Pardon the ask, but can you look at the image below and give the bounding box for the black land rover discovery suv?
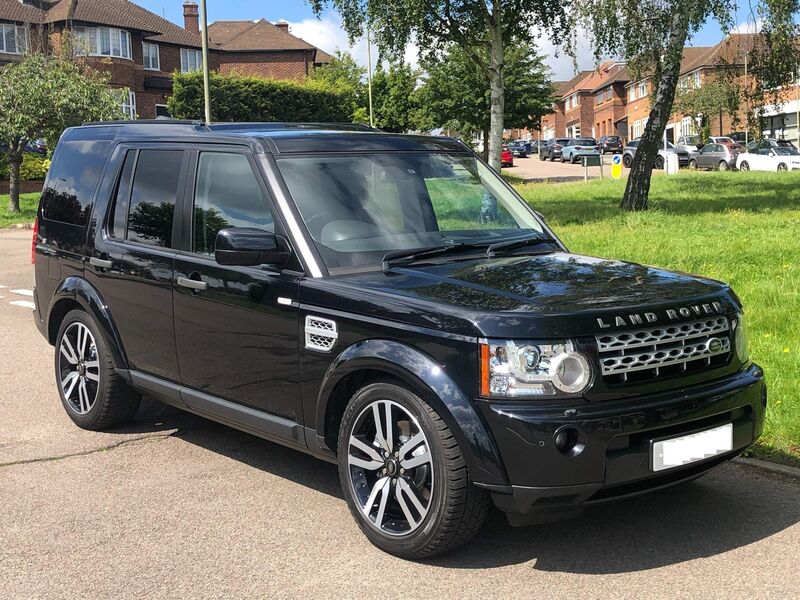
[33,121,766,559]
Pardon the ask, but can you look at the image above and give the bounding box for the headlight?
[479,340,593,398]
[733,313,749,363]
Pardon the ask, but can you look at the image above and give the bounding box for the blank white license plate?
[651,423,733,472]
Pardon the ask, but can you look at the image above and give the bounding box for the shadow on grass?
[519,173,800,227]
[121,401,799,573]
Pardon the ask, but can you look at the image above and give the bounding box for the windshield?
[276,152,548,272]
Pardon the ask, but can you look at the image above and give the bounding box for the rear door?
[172,148,302,421]
[88,146,188,382]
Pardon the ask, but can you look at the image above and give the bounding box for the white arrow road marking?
[10,300,35,309]
[10,289,33,297]
[0,284,7,288]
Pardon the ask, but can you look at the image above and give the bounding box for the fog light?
[555,430,570,451]
[553,426,584,457]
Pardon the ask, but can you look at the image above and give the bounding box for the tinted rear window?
[126,150,184,248]
[42,139,110,225]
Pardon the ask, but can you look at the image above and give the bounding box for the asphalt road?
[1,228,799,599]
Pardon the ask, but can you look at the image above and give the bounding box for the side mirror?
[769,151,775,157]
[214,227,290,268]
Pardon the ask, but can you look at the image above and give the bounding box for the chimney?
[275,21,289,33]
[183,1,199,34]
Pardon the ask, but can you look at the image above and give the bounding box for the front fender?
[49,276,128,369]
[316,339,508,487]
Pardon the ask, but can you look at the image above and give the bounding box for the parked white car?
[737,147,800,172]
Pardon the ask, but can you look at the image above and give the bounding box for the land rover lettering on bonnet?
[33,121,765,559]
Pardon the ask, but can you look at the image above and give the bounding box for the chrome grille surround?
[596,316,731,380]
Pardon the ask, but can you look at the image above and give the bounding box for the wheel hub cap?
[58,322,100,415]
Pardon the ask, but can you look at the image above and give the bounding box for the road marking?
[0,284,6,288]
[10,300,35,309]
[10,289,33,297]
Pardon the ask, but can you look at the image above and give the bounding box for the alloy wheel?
[58,322,100,415]
[347,399,434,536]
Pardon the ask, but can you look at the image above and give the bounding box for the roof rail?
[207,122,378,132]
[81,119,205,127]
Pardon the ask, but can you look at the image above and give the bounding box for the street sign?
[611,154,622,179]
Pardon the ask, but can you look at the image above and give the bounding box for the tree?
[371,62,420,132]
[306,0,566,171]
[674,77,741,140]
[572,0,800,211]
[416,43,556,158]
[309,50,370,122]
[0,52,125,212]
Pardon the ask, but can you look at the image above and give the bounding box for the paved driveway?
[1,228,798,599]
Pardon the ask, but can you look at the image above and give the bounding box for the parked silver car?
[688,143,739,171]
[622,139,689,168]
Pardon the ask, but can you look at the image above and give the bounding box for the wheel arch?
[48,276,128,369]
[315,339,509,487]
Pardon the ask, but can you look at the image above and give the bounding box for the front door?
[89,146,188,382]
[172,149,301,421]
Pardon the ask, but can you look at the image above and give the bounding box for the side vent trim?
[305,315,338,352]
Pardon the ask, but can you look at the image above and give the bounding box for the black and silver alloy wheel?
[338,383,489,558]
[58,322,100,415]
[347,399,433,536]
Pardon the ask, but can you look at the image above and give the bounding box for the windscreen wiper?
[486,234,558,257]
[382,242,485,272]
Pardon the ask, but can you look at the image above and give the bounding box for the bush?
[168,71,352,123]
[0,153,8,179]
[20,153,50,180]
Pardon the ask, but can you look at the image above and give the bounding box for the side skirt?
[120,369,336,463]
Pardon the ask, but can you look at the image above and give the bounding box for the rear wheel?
[778,163,788,171]
[688,159,698,170]
[623,153,632,168]
[55,310,141,430]
[655,156,665,169]
[739,161,749,171]
[338,383,488,559]
[718,160,729,171]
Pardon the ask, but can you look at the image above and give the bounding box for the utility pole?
[200,0,212,125]
[366,25,374,128]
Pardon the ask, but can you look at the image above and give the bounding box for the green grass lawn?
[513,171,800,465]
[0,193,39,228]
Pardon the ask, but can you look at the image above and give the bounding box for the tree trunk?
[621,10,690,211]
[7,147,23,213]
[482,126,490,162]
[487,19,504,172]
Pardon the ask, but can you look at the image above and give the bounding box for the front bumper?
[477,365,766,525]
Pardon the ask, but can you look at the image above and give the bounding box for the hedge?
[0,152,50,180]
[168,71,353,123]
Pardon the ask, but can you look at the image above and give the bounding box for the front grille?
[596,317,731,383]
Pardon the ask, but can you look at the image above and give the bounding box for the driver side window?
[192,152,274,256]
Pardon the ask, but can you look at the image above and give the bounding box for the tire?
[688,159,697,170]
[718,160,728,171]
[655,156,665,169]
[739,161,749,171]
[55,310,141,430]
[623,153,632,168]
[778,163,788,171]
[560,154,566,163]
[337,382,489,559]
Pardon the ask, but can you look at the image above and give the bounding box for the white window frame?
[73,26,132,60]
[155,104,170,118]
[628,86,636,101]
[142,42,160,71]
[180,48,202,73]
[637,81,647,99]
[0,23,28,55]
[121,91,136,119]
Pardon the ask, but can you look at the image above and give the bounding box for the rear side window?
[125,150,184,248]
[42,139,110,225]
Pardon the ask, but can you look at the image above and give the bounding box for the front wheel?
[688,159,698,170]
[623,154,632,168]
[778,163,788,171]
[718,160,729,171]
[739,161,750,171]
[55,310,141,430]
[338,383,488,559]
[655,156,665,169]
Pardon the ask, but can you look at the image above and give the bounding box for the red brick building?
[0,0,332,119]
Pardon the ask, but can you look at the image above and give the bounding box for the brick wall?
[564,93,594,137]
[217,50,311,81]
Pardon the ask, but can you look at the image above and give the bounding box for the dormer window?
[0,23,28,54]
[73,26,132,60]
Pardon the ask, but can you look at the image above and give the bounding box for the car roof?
[68,120,469,154]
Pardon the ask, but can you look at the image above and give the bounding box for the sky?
[136,1,761,81]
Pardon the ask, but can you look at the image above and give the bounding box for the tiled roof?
[0,0,46,24]
[208,19,314,52]
[557,71,592,97]
[562,62,627,98]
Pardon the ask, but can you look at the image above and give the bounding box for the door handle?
[177,276,208,291]
[89,257,113,269]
